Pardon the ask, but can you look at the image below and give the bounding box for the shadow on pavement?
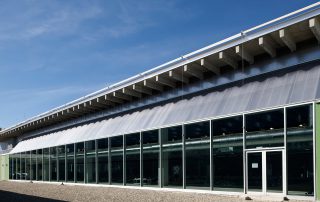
[0,190,67,202]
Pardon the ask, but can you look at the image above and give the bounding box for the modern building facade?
[1,3,320,201]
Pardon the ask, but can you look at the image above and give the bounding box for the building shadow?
[0,190,66,202]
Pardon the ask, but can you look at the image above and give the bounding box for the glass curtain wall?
[212,116,243,192]
[246,109,284,149]
[43,148,50,181]
[25,151,31,180]
[185,121,210,190]
[58,146,65,182]
[37,149,43,181]
[76,142,85,183]
[287,104,314,196]
[97,138,108,184]
[7,103,316,197]
[125,133,140,186]
[161,126,183,188]
[16,154,20,180]
[111,136,123,184]
[18,152,26,180]
[9,155,13,180]
[66,144,74,182]
[85,140,96,183]
[142,130,159,187]
[50,147,57,181]
[31,150,37,181]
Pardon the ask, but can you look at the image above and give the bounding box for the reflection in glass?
[26,151,31,180]
[143,130,159,187]
[161,126,182,188]
[246,109,284,149]
[58,146,65,182]
[50,148,57,181]
[16,154,21,180]
[185,121,210,190]
[66,144,74,182]
[125,133,140,186]
[212,116,243,192]
[97,138,108,184]
[9,155,13,180]
[31,150,37,181]
[21,153,26,180]
[266,151,282,193]
[43,148,50,181]
[287,105,314,196]
[76,142,85,183]
[85,140,96,183]
[37,149,43,181]
[111,136,123,184]
[247,152,262,192]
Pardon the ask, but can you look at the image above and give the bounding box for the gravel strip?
[0,181,311,202]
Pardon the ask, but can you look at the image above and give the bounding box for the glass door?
[266,151,282,193]
[247,152,263,192]
[247,150,284,195]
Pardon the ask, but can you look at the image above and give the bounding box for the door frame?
[245,148,285,196]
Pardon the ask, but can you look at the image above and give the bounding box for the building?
[1,2,320,201]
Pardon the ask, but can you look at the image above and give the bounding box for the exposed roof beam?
[235,46,254,64]
[200,58,220,75]
[219,52,237,69]
[132,84,152,95]
[143,79,163,91]
[279,29,296,52]
[105,94,124,104]
[259,37,276,57]
[155,75,176,88]
[183,65,203,79]
[122,87,142,98]
[309,18,320,43]
[168,70,189,83]
[113,91,132,101]
[96,97,115,107]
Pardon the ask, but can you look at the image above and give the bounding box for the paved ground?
[0,181,311,202]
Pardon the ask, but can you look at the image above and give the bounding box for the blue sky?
[0,0,318,128]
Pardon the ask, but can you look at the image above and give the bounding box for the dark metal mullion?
[123,135,126,186]
[95,139,98,184]
[182,124,186,189]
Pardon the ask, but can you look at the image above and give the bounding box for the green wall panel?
[0,154,9,181]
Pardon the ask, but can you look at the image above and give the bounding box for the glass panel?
[185,121,210,190]
[125,133,140,186]
[58,146,65,182]
[20,153,26,180]
[26,151,31,180]
[76,142,84,183]
[266,151,282,193]
[161,126,182,188]
[247,152,262,192]
[16,154,20,180]
[50,147,57,181]
[111,136,123,184]
[43,148,50,181]
[9,155,14,180]
[85,140,96,183]
[143,130,159,187]
[246,109,284,149]
[287,105,314,196]
[37,149,43,181]
[212,116,243,192]
[97,138,108,184]
[31,150,37,181]
[66,144,74,182]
